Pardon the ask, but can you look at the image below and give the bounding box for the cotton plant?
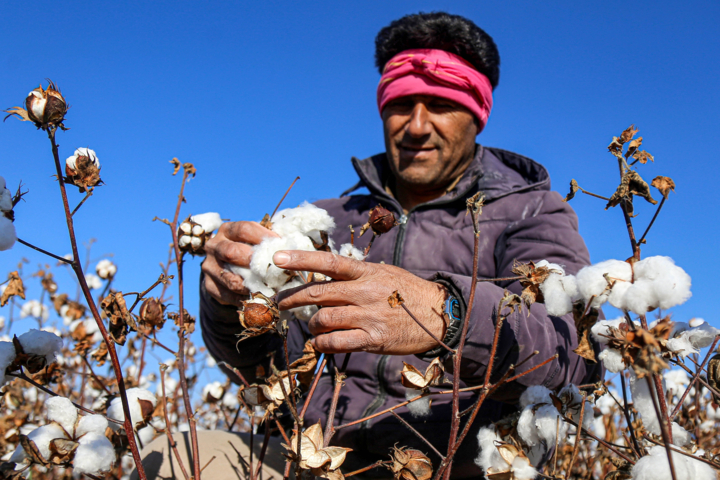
[8,396,115,476]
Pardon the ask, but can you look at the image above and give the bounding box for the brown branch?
[344,461,389,478]
[670,335,720,420]
[10,372,122,425]
[565,393,587,480]
[299,356,327,419]
[323,366,346,447]
[46,128,146,479]
[270,176,300,219]
[645,376,678,480]
[643,434,720,471]
[390,410,445,459]
[16,237,73,265]
[126,274,172,313]
[637,195,667,245]
[160,367,191,480]
[561,414,635,464]
[70,187,94,217]
[399,302,454,354]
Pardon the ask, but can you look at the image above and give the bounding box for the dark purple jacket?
[200,146,600,477]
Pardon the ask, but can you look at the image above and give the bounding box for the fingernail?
[273,251,291,266]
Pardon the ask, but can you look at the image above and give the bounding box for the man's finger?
[209,239,253,268]
[273,250,368,281]
[221,221,278,244]
[276,280,357,310]
[202,256,248,294]
[307,306,365,336]
[203,274,247,306]
[311,329,369,354]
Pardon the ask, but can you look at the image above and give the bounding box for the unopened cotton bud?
[25,83,67,127]
[241,301,276,329]
[368,205,396,235]
[139,298,165,328]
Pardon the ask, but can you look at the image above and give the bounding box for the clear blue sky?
[1,0,719,357]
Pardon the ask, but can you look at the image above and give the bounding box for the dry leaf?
[563,179,580,202]
[388,291,405,308]
[100,292,137,345]
[651,176,675,199]
[48,438,78,465]
[619,125,639,144]
[511,261,558,307]
[283,421,352,476]
[170,158,181,175]
[0,271,25,307]
[389,446,433,480]
[169,308,195,334]
[289,340,320,387]
[632,150,654,164]
[625,137,642,159]
[605,170,658,211]
[572,303,599,363]
[707,353,720,403]
[400,357,445,390]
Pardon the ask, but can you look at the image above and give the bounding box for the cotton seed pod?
[241,301,276,329]
[390,446,433,480]
[65,148,101,192]
[707,353,720,403]
[138,298,165,328]
[368,205,397,235]
[177,217,210,255]
[25,82,68,127]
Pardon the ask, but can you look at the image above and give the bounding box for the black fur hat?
[375,12,500,90]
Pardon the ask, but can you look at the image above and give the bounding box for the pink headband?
[377,49,493,131]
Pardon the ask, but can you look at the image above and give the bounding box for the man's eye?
[430,100,454,109]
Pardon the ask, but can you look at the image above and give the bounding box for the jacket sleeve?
[433,191,601,402]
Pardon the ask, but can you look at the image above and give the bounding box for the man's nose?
[406,102,432,137]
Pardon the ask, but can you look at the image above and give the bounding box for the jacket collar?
[343,145,551,210]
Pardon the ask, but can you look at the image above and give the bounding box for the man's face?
[382,95,478,195]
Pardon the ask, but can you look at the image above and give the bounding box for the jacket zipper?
[358,213,409,442]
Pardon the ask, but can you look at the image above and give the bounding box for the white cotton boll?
[9,423,67,463]
[18,329,62,364]
[192,224,204,236]
[632,445,715,480]
[405,388,430,418]
[520,385,552,409]
[534,404,567,446]
[75,414,108,438]
[190,236,202,248]
[599,348,626,373]
[339,243,366,261]
[107,388,157,430]
[20,300,50,321]
[74,148,100,167]
[202,381,224,402]
[95,259,117,279]
[191,212,223,233]
[228,266,274,296]
[511,456,538,480]
[0,177,12,212]
[630,374,661,436]
[65,154,77,170]
[45,397,77,433]
[685,323,720,349]
[250,234,314,290]
[85,273,102,290]
[137,425,155,446]
[535,260,565,274]
[0,341,16,386]
[591,317,629,345]
[206,355,217,368]
[689,318,705,328]
[475,426,509,473]
[0,217,15,252]
[539,273,573,316]
[634,256,692,310]
[222,391,239,410]
[671,422,691,447]
[72,432,115,475]
[622,279,659,315]
[663,369,689,393]
[271,202,336,242]
[517,407,541,447]
[707,403,720,421]
[576,260,632,308]
[596,393,618,416]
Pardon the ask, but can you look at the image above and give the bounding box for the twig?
[565,392,586,480]
[344,461,388,478]
[126,274,172,313]
[399,303,454,354]
[80,355,112,395]
[70,187,94,217]
[637,196,667,245]
[270,176,300,220]
[645,376,678,480]
[579,188,611,201]
[643,434,720,471]
[218,361,250,387]
[561,415,635,464]
[17,238,73,265]
[253,420,272,480]
[200,456,217,473]
[160,366,191,480]
[138,332,176,355]
[323,366,346,447]
[47,128,146,479]
[390,410,445,459]
[670,335,720,420]
[10,372,122,425]
[299,356,328,419]
[620,372,643,456]
[476,275,524,283]
[167,166,202,480]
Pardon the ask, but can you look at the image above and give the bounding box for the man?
[136,11,598,479]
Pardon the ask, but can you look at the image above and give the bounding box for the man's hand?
[202,221,279,306]
[274,250,448,355]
